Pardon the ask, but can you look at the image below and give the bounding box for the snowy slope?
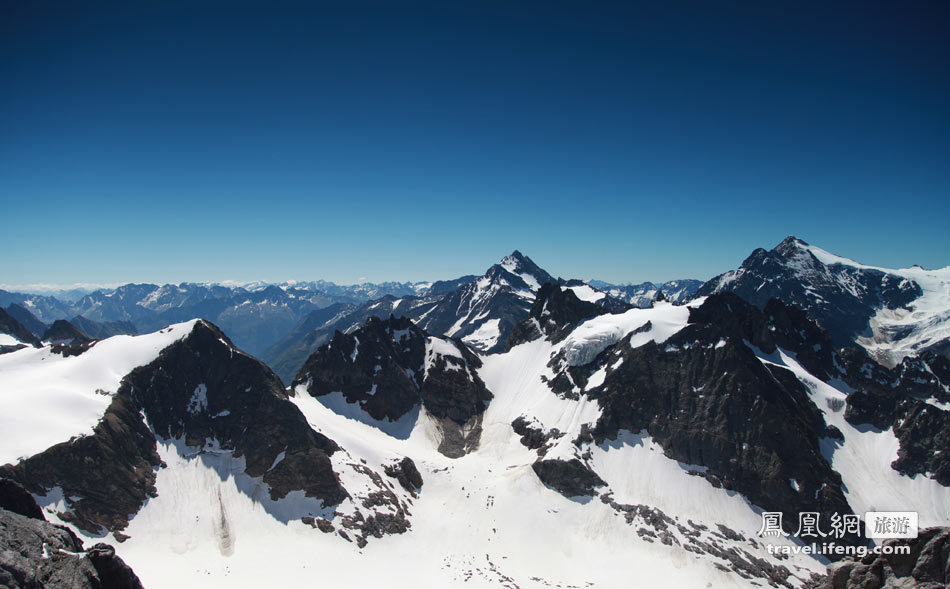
[0,320,198,464]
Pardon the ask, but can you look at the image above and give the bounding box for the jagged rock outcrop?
[383,457,423,495]
[532,458,606,498]
[511,416,563,456]
[295,315,493,457]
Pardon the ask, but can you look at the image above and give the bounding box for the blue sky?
[2,1,948,286]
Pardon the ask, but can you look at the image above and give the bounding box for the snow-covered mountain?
[697,236,950,367]
[588,278,703,308]
[2,277,946,587]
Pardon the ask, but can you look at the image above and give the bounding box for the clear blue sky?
[2,0,948,286]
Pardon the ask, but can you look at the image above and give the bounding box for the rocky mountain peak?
[697,237,924,354]
[774,234,809,253]
[495,250,555,291]
[295,315,492,457]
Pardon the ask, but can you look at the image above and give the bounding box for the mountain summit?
[697,235,948,366]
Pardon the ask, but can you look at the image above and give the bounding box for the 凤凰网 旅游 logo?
[756,511,917,558]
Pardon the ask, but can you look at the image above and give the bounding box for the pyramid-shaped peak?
[775,235,810,251]
[501,250,528,263]
[496,251,555,290]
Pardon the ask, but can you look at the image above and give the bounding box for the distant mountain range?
[0,280,431,357]
[262,251,638,383]
[588,278,703,307]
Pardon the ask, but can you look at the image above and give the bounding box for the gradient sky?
[2,0,948,287]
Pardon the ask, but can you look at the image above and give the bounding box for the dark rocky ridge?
[697,236,922,350]
[1,319,348,535]
[580,294,857,540]
[295,315,493,457]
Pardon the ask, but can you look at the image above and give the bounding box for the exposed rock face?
[507,283,607,349]
[583,294,855,538]
[1,320,347,535]
[383,457,423,495]
[0,506,143,589]
[295,315,493,457]
[696,235,923,353]
[811,527,950,589]
[531,458,606,498]
[511,417,563,456]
